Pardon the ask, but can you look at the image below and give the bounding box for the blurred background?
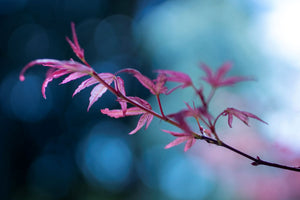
[1,0,300,199]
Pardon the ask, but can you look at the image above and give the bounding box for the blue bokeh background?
[2,0,300,200]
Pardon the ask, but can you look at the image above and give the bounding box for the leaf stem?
[213,112,224,128]
[156,94,166,119]
[206,87,216,105]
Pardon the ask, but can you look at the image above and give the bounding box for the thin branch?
[206,87,216,105]
[156,94,166,119]
[196,135,300,172]
[213,112,224,128]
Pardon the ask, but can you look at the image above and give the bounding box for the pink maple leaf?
[163,130,196,152]
[118,68,168,95]
[222,107,267,128]
[127,96,152,109]
[87,76,114,111]
[66,22,86,63]
[101,107,145,118]
[60,71,88,84]
[114,76,127,115]
[128,113,153,135]
[71,73,115,110]
[168,110,193,134]
[200,62,252,88]
[156,70,193,94]
[101,97,153,135]
[153,73,168,94]
[184,102,212,120]
[19,59,93,99]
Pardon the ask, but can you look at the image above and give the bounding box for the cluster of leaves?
[21,23,300,172]
[20,23,267,153]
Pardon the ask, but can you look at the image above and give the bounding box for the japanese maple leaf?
[114,76,127,114]
[168,110,193,134]
[117,68,168,95]
[66,22,87,64]
[222,107,267,128]
[19,59,93,99]
[156,70,193,94]
[163,130,196,152]
[20,22,119,110]
[164,110,199,151]
[200,62,251,88]
[72,73,115,110]
[184,102,212,121]
[101,97,153,135]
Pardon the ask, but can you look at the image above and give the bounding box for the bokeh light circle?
[77,122,133,191]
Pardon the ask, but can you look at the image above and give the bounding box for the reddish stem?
[156,94,166,119]
[213,112,225,128]
[206,87,216,105]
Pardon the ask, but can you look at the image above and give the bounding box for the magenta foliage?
[163,130,196,152]
[101,96,154,135]
[118,68,168,95]
[19,59,93,99]
[65,22,87,65]
[222,107,268,128]
[156,69,193,94]
[20,23,266,152]
[200,62,253,88]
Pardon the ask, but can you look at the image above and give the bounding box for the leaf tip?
[164,144,172,149]
[128,131,136,135]
[19,75,25,82]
